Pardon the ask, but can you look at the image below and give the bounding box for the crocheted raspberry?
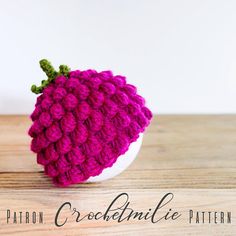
[29,59,152,186]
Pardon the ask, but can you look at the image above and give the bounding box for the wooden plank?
[0,115,235,188]
[0,189,235,235]
[0,167,235,189]
[0,115,235,235]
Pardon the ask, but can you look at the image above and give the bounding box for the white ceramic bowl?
[86,134,143,182]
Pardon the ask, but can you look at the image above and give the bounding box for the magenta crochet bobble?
[29,59,152,186]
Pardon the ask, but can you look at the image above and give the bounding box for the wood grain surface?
[0,115,235,235]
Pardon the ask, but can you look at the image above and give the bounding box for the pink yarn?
[29,69,152,186]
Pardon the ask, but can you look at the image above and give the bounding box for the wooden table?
[0,115,235,235]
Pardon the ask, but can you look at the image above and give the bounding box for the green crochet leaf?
[31,59,71,94]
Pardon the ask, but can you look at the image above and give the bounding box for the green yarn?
[59,64,70,77]
[31,59,71,94]
[39,59,58,79]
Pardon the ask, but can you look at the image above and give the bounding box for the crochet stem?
[40,59,58,80]
[31,59,71,94]
[59,64,70,77]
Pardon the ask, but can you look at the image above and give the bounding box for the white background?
[0,0,236,114]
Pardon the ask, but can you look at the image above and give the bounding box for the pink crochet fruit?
[29,59,152,186]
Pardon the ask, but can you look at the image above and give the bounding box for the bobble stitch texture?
[29,60,152,186]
